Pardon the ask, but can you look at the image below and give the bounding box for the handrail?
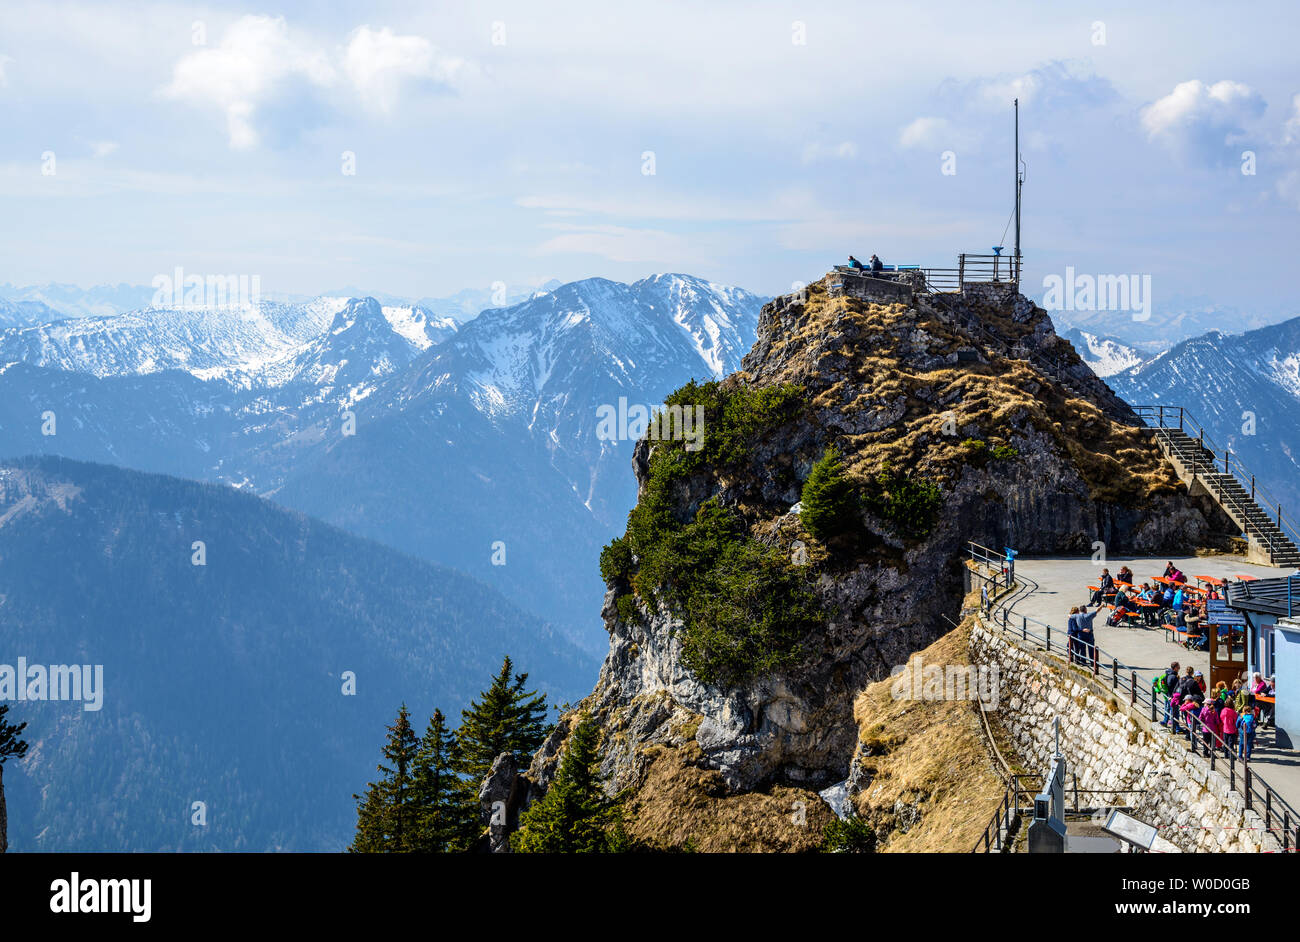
[964,547,1300,850]
[973,771,1146,853]
[1132,404,1300,563]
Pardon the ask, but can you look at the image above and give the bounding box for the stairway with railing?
[1133,405,1300,568]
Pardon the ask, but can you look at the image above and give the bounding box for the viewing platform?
[831,252,1022,306]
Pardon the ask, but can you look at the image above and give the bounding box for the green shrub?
[862,464,943,541]
[823,815,877,853]
[800,446,857,544]
[990,443,1019,461]
[960,437,987,454]
[600,537,633,583]
[597,379,821,685]
[615,593,639,622]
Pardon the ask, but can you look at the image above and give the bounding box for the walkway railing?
[921,253,1022,292]
[965,542,1300,851]
[1132,404,1300,564]
[974,773,1145,853]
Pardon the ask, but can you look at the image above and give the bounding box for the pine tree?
[511,714,627,853]
[456,656,551,784]
[0,704,27,764]
[410,709,477,852]
[349,703,421,853]
[800,445,857,544]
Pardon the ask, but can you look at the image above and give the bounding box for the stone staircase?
[1150,424,1300,568]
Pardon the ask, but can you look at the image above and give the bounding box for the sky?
[2,0,1299,326]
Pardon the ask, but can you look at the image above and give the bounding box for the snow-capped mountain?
[0,273,765,646]
[0,296,456,389]
[1107,316,1300,514]
[0,297,62,329]
[0,281,157,318]
[1061,327,1147,377]
[1051,294,1291,352]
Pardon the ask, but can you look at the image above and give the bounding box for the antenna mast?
[1014,98,1022,283]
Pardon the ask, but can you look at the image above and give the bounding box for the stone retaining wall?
[971,620,1282,852]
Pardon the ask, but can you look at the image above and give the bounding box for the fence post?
[959,253,966,291]
[1111,659,1117,690]
[1245,765,1252,811]
[1022,616,1027,642]
[1130,671,1137,706]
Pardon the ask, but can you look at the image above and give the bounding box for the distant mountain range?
[0,279,561,325]
[1051,295,1294,353]
[1102,316,1300,517]
[0,456,592,852]
[0,274,765,645]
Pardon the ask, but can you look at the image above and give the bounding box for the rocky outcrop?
[478,752,532,853]
[525,274,1239,849]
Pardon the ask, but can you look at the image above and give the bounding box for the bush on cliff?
[862,464,943,541]
[800,446,857,544]
[599,379,822,686]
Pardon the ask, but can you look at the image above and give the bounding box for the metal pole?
[1014,98,1021,280]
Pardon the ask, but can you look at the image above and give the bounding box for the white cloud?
[801,141,857,164]
[1283,93,1300,145]
[0,53,10,87]
[91,140,118,158]
[344,26,463,113]
[945,61,1118,112]
[162,17,463,148]
[1140,79,1266,165]
[163,15,335,150]
[898,117,951,150]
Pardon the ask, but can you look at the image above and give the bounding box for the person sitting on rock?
[869,254,884,275]
[848,255,865,270]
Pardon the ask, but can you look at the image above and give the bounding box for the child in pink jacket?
[1219,701,1239,753]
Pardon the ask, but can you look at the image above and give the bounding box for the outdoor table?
[1235,574,1259,581]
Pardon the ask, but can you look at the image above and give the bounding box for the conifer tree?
[349,703,421,853]
[456,656,551,784]
[799,445,856,544]
[0,704,27,764]
[410,709,477,852]
[511,714,628,853]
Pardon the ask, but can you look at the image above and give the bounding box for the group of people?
[847,254,884,274]
[1066,605,1099,668]
[1089,563,1219,635]
[1155,662,1275,759]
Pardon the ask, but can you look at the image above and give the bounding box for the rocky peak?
[517,272,1237,851]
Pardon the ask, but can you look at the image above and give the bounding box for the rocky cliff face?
[518,274,1237,850]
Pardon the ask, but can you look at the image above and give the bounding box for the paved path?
[1009,554,1300,821]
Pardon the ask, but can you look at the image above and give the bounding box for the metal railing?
[1133,405,1300,564]
[921,253,1022,293]
[965,542,1300,851]
[974,773,1145,853]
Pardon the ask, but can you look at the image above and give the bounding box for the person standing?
[1160,661,1180,727]
[1076,605,1099,670]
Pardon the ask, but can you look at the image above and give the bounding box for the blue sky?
[2,0,1299,324]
